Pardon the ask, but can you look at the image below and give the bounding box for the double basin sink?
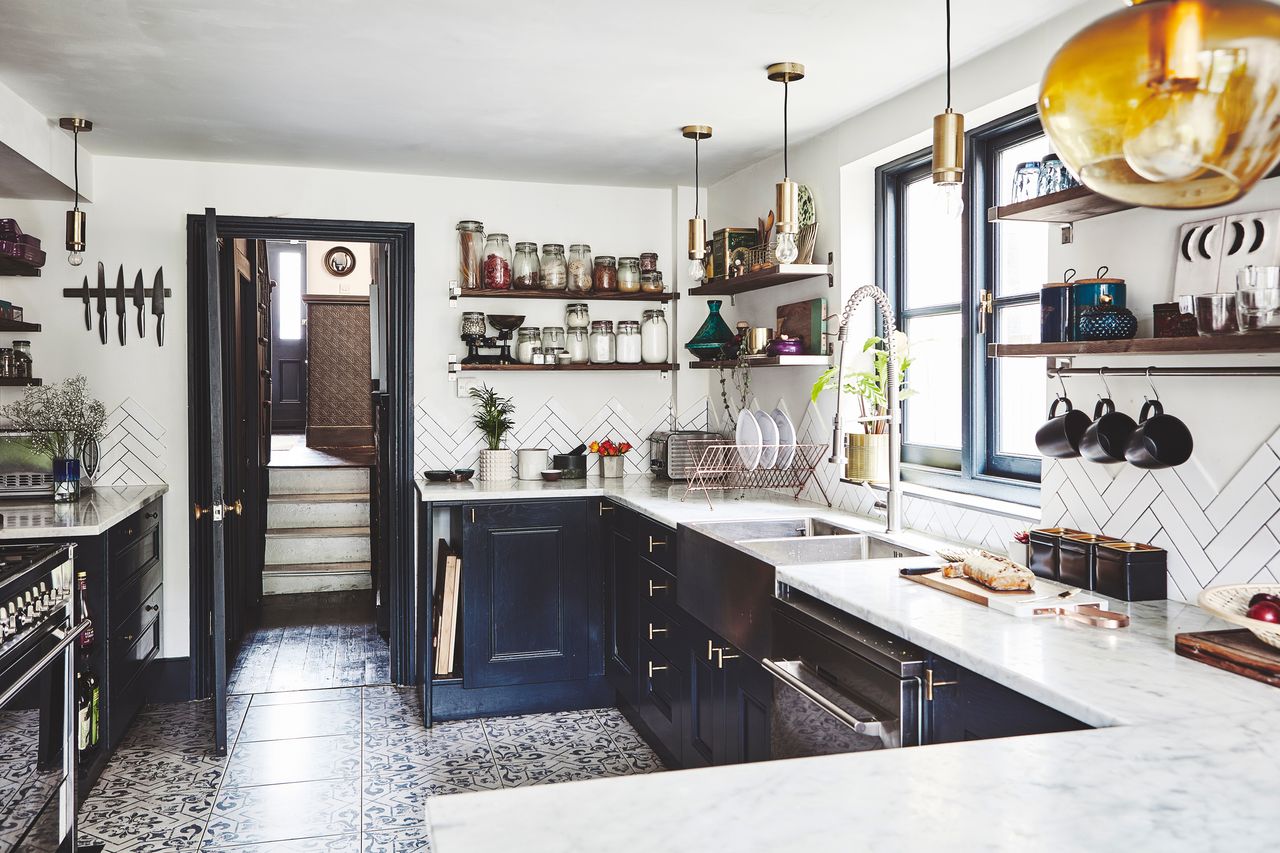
[695,517,927,566]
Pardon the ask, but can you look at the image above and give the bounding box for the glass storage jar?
[530,346,547,365]
[460,311,487,338]
[640,271,666,293]
[565,302,590,330]
[0,348,13,377]
[616,320,642,363]
[567,244,593,292]
[566,327,590,363]
[540,243,567,291]
[617,257,641,293]
[513,241,540,290]
[482,233,513,289]
[640,309,668,364]
[516,327,541,364]
[589,320,616,363]
[457,220,485,290]
[593,256,618,292]
[541,325,565,350]
[639,252,658,273]
[12,340,32,378]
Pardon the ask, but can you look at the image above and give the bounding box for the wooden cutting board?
[1175,629,1280,688]
[775,298,827,355]
[901,570,1110,618]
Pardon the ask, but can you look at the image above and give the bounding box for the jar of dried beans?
[540,243,567,291]
[512,241,540,290]
[482,233,512,290]
[639,252,658,273]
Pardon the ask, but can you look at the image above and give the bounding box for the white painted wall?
[0,155,712,658]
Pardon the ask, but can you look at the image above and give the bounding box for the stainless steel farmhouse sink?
[689,517,861,543]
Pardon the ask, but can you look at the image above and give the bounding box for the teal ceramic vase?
[685,299,736,361]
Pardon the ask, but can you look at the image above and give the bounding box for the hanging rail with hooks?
[1048,366,1280,379]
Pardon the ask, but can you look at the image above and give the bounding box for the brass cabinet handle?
[648,661,668,678]
[924,668,959,701]
[647,623,668,640]
[714,647,740,669]
[648,579,668,597]
[648,536,667,552]
[707,640,718,661]
[470,508,476,523]
[599,503,614,516]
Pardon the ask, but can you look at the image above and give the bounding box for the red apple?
[1248,592,1280,608]
[1246,600,1280,623]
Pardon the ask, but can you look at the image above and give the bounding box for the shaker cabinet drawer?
[636,518,675,571]
[636,639,682,759]
[108,498,162,555]
[111,557,163,633]
[637,599,685,665]
[639,558,679,621]
[112,584,162,653]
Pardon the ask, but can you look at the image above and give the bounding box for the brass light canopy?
[682,124,712,279]
[59,117,92,267]
[1040,0,1280,209]
[769,62,804,264]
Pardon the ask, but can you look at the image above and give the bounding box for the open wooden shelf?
[0,319,40,332]
[689,259,833,297]
[0,257,42,277]
[457,288,675,303]
[989,333,1280,358]
[988,184,1135,224]
[688,354,832,369]
[459,362,677,372]
[0,377,41,386]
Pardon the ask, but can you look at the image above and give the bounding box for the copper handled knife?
[115,265,127,345]
[133,269,146,337]
[151,268,165,347]
[96,261,107,345]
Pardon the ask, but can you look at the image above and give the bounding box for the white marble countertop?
[0,484,168,539]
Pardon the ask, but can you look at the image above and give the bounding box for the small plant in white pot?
[811,332,913,483]
[470,384,516,482]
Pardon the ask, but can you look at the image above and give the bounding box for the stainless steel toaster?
[649,430,722,480]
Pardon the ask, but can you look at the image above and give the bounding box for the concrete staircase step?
[262,561,372,595]
[269,467,370,497]
[267,496,370,530]
[265,527,371,566]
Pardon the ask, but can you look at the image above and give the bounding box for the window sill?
[845,471,1041,523]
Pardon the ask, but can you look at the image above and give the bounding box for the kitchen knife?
[96,262,107,345]
[80,274,91,331]
[133,270,146,338]
[151,268,165,347]
[115,265,127,345]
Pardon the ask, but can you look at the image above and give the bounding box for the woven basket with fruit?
[1198,585,1280,650]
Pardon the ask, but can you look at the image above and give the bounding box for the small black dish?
[424,470,452,482]
[450,468,475,483]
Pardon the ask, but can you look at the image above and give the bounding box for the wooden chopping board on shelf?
[1175,629,1280,688]
[775,298,827,355]
[901,569,1119,620]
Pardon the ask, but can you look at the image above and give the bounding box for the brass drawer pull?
[648,535,667,552]
[925,668,959,701]
[648,579,668,597]
[647,623,668,640]
[714,648,740,669]
[648,661,668,678]
[707,640,718,661]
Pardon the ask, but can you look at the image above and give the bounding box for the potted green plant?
[469,384,516,482]
[2,376,107,502]
[811,332,913,483]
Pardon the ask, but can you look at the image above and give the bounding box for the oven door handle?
[762,656,888,739]
[0,619,90,708]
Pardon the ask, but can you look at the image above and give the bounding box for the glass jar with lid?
[640,271,666,293]
[616,320,642,363]
[12,340,32,378]
[541,325,565,350]
[540,244,567,291]
[512,241,540,290]
[456,220,485,290]
[516,327,542,364]
[567,244,593,292]
[530,346,547,365]
[640,310,668,364]
[593,256,618,292]
[566,327,590,363]
[589,320,616,363]
[482,233,513,290]
[639,252,658,273]
[617,257,641,293]
[565,302,590,330]
[0,348,13,378]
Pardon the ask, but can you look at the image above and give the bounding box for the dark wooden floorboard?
[227,591,388,694]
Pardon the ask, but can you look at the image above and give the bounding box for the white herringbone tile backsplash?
[93,397,167,487]
[415,397,710,476]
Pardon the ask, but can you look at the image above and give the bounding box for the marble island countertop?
[421,475,1280,852]
[0,484,168,539]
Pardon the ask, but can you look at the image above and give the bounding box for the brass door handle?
[193,500,243,521]
[226,499,243,517]
[648,580,668,597]
[193,503,209,520]
[977,290,994,336]
[648,661,668,678]
[647,623,668,640]
[648,536,667,552]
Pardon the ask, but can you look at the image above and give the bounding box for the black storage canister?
[1058,533,1121,590]
[1028,527,1081,581]
[1040,275,1074,343]
[1095,541,1167,602]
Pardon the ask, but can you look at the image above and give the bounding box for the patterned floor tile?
[90,746,228,798]
[480,710,615,762]
[204,779,361,848]
[252,687,364,707]
[362,688,422,733]
[363,826,432,852]
[78,789,216,851]
[362,767,500,831]
[594,708,666,773]
[224,734,363,787]
[361,721,492,775]
[237,700,363,743]
[122,699,245,752]
[201,834,359,852]
[491,744,637,788]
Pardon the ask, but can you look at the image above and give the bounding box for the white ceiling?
[0,0,1087,187]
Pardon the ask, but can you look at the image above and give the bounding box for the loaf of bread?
[941,562,965,579]
[962,550,1034,591]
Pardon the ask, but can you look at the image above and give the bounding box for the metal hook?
[1144,366,1160,402]
[1056,371,1069,401]
[1098,367,1113,401]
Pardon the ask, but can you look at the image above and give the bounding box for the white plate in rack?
[755,410,779,468]
[736,412,762,471]
[772,408,796,468]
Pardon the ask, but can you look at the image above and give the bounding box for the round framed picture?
[324,246,357,277]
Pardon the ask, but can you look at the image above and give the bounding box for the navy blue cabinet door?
[462,500,589,689]
[603,502,639,706]
[722,655,771,765]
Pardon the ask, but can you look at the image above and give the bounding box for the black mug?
[1080,398,1137,464]
[1035,397,1091,459]
[1124,400,1194,469]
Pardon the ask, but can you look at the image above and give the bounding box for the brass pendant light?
[931,0,965,219]
[767,61,804,264]
[59,117,92,267]
[682,124,712,283]
[1040,0,1280,209]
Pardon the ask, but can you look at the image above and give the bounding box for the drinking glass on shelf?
[1011,161,1041,203]
[1236,265,1280,332]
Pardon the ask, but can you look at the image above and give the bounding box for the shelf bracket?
[448,280,461,307]
[1059,224,1073,245]
[825,251,835,287]
[447,355,459,382]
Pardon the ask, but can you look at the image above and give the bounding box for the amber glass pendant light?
[932,0,965,219]
[767,62,804,264]
[683,125,712,283]
[1040,0,1280,209]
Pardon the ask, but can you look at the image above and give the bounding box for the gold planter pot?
[845,433,889,484]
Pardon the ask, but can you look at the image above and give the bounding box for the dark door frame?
[186,215,416,700]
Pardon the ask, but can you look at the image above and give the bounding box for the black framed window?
[875,105,1046,503]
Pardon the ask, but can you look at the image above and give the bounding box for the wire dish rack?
[681,441,832,509]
